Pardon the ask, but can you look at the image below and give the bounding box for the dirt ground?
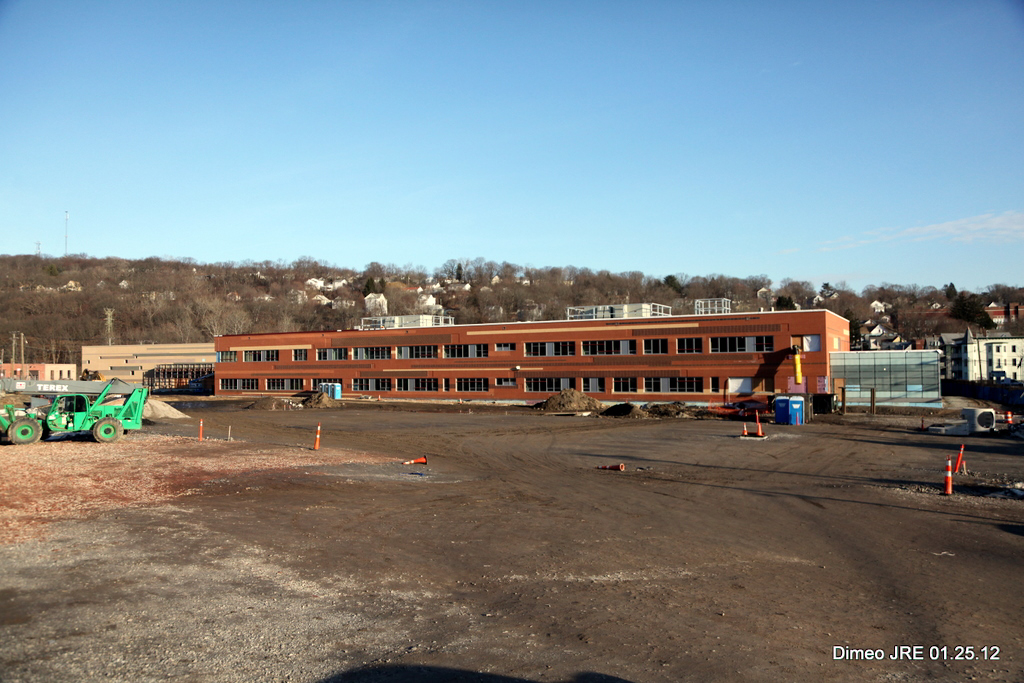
[2,398,1023,682]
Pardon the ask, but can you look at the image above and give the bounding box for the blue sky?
[1,0,1021,292]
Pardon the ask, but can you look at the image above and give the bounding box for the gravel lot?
[2,400,1023,682]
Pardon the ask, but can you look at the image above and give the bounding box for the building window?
[267,378,303,391]
[217,351,237,362]
[583,377,605,393]
[525,377,570,392]
[396,378,409,391]
[444,344,488,358]
[494,378,516,387]
[582,340,636,355]
[316,348,347,361]
[352,378,392,392]
[644,377,701,392]
[677,338,702,354]
[710,377,720,392]
[293,349,308,361]
[643,339,668,354]
[456,378,489,392]
[710,337,773,353]
[669,377,703,392]
[353,346,391,360]
[414,378,439,391]
[525,342,575,357]
[495,343,516,352]
[243,349,279,362]
[710,337,746,353]
[220,378,238,390]
[613,377,637,392]
[398,345,438,359]
[240,378,258,391]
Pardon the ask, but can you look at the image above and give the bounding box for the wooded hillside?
[2,254,1020,366]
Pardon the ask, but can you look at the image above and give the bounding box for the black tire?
[41,424,52,441]
[92,417,123,443]
[8,418,42,445]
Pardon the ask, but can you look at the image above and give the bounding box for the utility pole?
[104,308,115,346]
[20,332,25,376]
[10,332,16,376]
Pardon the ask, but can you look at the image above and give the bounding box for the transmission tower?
[104,308,115,346]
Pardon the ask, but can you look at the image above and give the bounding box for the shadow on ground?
[318,667,633,683]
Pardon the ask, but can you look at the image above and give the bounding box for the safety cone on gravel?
[943,455,953,495]
[755,411,764,438]
[313,422,321,451]
[198,419,204,442]
[742,422,748,436]
[403,456,428,465]
[954,444,966,475]
[597,464,626,471]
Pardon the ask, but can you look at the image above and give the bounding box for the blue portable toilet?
[775,396,805,425]
[320,382,342,400]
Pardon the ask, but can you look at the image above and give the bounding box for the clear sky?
[1,0,1021,292]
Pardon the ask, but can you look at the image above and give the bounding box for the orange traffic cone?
[742,422,748,436]
[313,422,321,451]
[954,444,966,475]
[943,455,953,495]
[755,411,764,438]
[597,464,626,471]
[403,456,428,465]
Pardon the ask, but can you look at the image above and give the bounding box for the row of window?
[218,335,782,363]
[219,376,719,393]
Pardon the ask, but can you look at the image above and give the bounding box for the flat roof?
[215,307,847,339]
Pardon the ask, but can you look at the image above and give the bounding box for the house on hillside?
[869,300,891,315]
[365,292,388,316]
[944,328,1024,382]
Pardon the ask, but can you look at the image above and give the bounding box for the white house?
[945,329,1024,382]
[869,300,891,315]
[364,292,388,316]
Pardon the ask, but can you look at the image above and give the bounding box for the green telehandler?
[1,381,148,445]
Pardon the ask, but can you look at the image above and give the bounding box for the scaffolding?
[695,299,732,315]
[565,303,671,320]
[148,363,214,390]
[360,314,455,330]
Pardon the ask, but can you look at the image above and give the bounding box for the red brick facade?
[214,309,849,402]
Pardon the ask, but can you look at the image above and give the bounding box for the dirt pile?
[143,399,189,420]
[601,402,649,418]
[534,389,605,413]
[245,397,303,411]
[645,402,697,418]
[302,393,341,409]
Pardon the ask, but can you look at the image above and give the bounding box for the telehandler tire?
[92,417,123,443]
[8,418,42,445]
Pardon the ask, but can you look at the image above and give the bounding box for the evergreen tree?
[950,292,995,329]
[775,295,797,310]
